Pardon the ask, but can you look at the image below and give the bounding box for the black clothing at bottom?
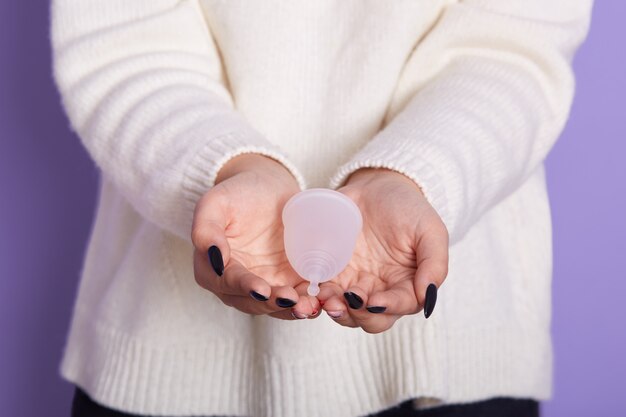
[72,386,539,417]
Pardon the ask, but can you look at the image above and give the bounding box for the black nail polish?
[344,292,363,309]
[207,245,224,276]
[249,291,269,302]
[276,298,297,308]
[424,283,438,318]
[366,306,387,314]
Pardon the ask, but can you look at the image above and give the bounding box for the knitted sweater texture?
[51,1,592,416]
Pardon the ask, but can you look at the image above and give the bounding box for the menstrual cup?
[282,188,362,296]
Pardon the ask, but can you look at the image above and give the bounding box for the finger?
[317,282,348,320]
[193,248,224,293]
[298,295,320,320]
[196,268,279,318]
[219,293,274,316]
[359,314,402,334]
[266,284,319,320]
[268,309,301,320]
[271,285,301,311]
[323,294,357,327]
[195,250,289,315]
[344,273,407,332]
[289,296,313,320]
[220,287,314,319]
[342,271,377,319]
[266,282,322,320]
[366,279,419,316]
[317,281,344,305]
[293,281,322,320]
[200,255,272,300]
[218,285,304,317]
[413,226,449,318]
[218,259,274,299]
[267,295,319,321]
[191,185,232,268]
[319,283,358,327]
[306,296,322,320]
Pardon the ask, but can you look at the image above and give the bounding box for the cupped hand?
[191,153,321,320]
[318,168,449,333]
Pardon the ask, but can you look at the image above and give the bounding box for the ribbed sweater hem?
[60,310,552,417]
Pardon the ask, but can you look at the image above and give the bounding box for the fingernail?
[327,310,343,319]
[291,309,308,319]
[276,298,297,308]
[310,309,319,317]
[249,291,269,302]
[344,292,363,309]
[207,245,224,276]
[424,283,438,318]
[366,306,387,314]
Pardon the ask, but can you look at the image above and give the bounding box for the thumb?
[191,186,232,274]
[413,228,449,318]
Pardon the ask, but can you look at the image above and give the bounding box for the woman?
[51,1,592,416]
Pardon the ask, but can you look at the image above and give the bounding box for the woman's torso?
[61,2,554,416]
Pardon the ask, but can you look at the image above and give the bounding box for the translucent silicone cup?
[282,188,363,296]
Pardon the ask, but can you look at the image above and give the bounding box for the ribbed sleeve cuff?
[329,144,452,235]
[181,131,306,234]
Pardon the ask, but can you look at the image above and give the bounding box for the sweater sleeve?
[50,0,306,242]
[328,0,592,244]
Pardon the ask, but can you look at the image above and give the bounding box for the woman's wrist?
[215,153,298,187]
[344,167,424,195]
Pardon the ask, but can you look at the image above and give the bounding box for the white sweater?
[51,1,592,416]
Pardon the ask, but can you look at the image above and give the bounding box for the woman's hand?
[192,154,321,320]
[318,168,449,333]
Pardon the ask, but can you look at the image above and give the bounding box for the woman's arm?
[329,0,593,244]
[50,0,305,242]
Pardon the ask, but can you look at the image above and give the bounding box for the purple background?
[1,2,624,416]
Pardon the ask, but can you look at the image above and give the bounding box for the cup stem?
[307,281,320,296]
